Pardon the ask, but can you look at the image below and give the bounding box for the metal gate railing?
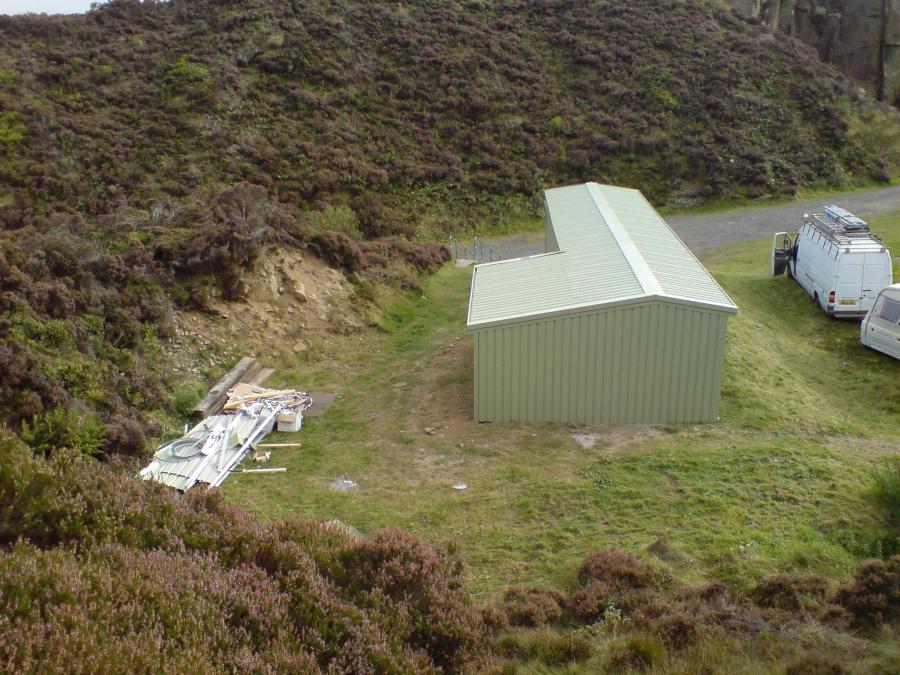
[448,235,502,262]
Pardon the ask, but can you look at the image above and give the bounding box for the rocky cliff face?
[730,0,900,105]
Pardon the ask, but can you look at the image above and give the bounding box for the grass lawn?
[224,212,900,605]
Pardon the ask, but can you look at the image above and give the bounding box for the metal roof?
[467,183,736,329]
[139,413,268,491]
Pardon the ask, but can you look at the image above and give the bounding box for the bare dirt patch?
[406,336,474,432]
[165,249,364,377]
[570,426,669,453]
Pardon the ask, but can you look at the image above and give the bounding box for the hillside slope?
[1,0,898,226]
[1,0,900,455]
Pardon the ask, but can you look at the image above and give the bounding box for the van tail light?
[828,291,835,304]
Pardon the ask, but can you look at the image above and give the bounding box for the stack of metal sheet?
[140,385,313,491]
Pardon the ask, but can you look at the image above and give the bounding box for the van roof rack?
[805,205,878,246]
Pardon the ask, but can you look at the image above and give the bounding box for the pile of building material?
[224,383,312,432]
[140,384,312,491]
[191,357,275,419]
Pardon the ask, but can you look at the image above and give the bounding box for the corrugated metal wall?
[473,301,729,424]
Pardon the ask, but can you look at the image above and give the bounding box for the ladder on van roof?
[824,204,869,232]
[805,205,879,246]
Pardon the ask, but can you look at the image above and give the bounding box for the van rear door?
[835,255,863,308]
[862,253,890,303]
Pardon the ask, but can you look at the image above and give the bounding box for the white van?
[860,284,900,359]
[772,205,893,318]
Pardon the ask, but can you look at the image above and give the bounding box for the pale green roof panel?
[467,182,736,328]
[466,253,572,325]
[596,186,735,307]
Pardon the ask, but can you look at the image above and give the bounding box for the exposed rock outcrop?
[729,0,900,105]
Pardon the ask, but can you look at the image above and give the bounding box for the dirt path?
[484,185,900,258]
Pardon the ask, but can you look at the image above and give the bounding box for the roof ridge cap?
[585,184,662,297]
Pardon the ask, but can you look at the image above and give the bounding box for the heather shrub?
[684,581,731,605]
[357,238,450,275]
[629,580,771,647]
[352,193,414,239]
[570,581,623,622]
[331,528,488,671]
[481,604,509,632]
[498,586,566,627]
[752,573,829,612]
[576,548,657,590]
[831,556,900,629]
[101,412,146,457]
[309,231,362,271]
[569,548,660,621]
[677,583,770,638]
[0,430,488,671]
[0,0,887,226]
[652,609,700,648]
[0,341,67,426]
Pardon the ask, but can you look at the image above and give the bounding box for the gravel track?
[483,185,900,259]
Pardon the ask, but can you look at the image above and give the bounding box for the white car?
[773,205,892,318]
[861,283,900,360]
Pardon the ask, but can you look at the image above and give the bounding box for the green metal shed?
[466,183,737,425]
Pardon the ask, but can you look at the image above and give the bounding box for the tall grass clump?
[872,458,900,528]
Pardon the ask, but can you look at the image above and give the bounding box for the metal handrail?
[448,235,502,262]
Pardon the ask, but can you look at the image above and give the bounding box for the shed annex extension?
[466,183,737,425]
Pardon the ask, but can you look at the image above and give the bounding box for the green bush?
[0,111,26,151]
[172,383,204,418]
[20,408,106,459]
[167,56,210,86]
[307,204,363,240]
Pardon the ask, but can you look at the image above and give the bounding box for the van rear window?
[878,297,900,324]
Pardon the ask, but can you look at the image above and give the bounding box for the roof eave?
[466,293,737,331]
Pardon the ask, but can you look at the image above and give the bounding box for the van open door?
[772,232,793,276]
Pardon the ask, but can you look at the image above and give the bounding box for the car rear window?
[878,297,900,324]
